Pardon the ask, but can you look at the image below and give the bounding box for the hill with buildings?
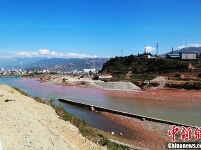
[100,55,192,78]
[99,51,201,89]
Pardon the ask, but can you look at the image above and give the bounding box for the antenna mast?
[144,45,146,53]
[156,43,158,56]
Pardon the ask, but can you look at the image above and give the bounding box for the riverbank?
[0,85,105,150]
[100,111,170,150]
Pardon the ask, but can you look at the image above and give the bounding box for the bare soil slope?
[0,85,105,150]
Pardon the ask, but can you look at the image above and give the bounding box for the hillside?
[100,55,193,76]
[101,47,201,79]
[100,54,201,89]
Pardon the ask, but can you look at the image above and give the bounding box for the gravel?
[93,81,140,91]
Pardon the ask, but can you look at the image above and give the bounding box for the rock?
[90,106,95,111]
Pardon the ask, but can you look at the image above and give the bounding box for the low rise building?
[179,52,197,60]
[83,68,96,74]
[98,74,112,79]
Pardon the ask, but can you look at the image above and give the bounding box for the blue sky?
[0,0,201,58]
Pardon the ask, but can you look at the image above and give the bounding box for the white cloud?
[0,56,15,59]
[16,49,98,58]
[18,51,38,57]
[177,43,201,49]
[50,51,65,57]
[65,53,98,58]
[38,49,50,55]
[177,45,186,49]
[144,46,156,53]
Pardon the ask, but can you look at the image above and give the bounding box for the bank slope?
[0,85,105,150]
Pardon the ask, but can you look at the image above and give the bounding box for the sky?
[0,0,201,59]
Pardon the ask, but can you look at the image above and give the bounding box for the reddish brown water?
[1,76,201,127]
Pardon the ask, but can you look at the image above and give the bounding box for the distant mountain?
[163,47,201,55]
[26,58,109,72]
[0,57,45,69]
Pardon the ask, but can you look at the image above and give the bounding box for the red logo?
[194,126,201,140]
[181,126,192,141]
[168,125,201,142]
[168,125,179,142]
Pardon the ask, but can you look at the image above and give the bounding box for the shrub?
[13,87,29,96]
[174,72,182,77]
[198,73,201,78]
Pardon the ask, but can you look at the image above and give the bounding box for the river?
[0,76,200,127]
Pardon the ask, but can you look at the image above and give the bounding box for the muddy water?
[0,76,201,127]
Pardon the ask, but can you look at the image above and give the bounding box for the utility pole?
[121,50,123,57]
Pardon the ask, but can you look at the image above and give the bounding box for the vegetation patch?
[174,72,182,77]
[198,73,201,78]
[166,81,201,90]
[12,87,29,96]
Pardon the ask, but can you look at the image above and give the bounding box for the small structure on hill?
[140,53,156,59]
[139,45,157,59]
[84,68,96,74]
[98,74,112,79]
[179,52,197,60]
[166,47,198,61]
[166,53,180,59]
[166,47,180,60]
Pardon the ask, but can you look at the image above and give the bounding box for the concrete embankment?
[0,85,105,150]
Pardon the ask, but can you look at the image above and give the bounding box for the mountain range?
[0,47,200,71]
[26,58,109,72]
[164,46,201,55]
[0,57,109,72]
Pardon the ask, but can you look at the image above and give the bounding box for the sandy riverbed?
[0,85,105,150]
[100,111,170,150]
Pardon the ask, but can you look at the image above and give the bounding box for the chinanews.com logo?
[167,125,201,149]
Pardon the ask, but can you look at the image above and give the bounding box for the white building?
[83,68,96,74]
[98,74,112,79]
[179,52,197,60]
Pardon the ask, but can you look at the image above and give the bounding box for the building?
[83,68,96,74]
[139,53,156,59]
[179,52,197,60]
[98,74,112,79]
[166,46,197,60]
[166,53,180,60]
